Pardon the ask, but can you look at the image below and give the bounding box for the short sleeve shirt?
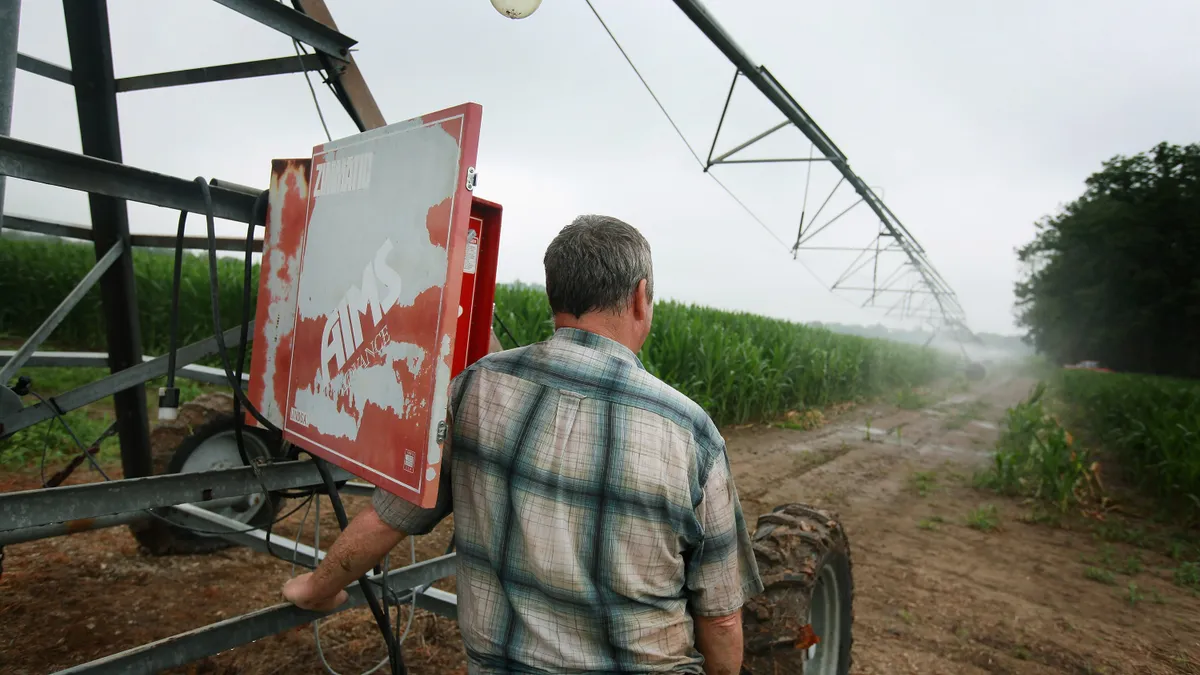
[373,328,763,674]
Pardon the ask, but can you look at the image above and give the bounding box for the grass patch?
[1018,505,1064,528]
[894,387,932,410]
[1174,562,1200,591]
[1,366,223,468]
[911,471,938,497]
[966,504,1000,532]
[1125,581,1144,607]
[943,400,991,431]
[1083,566,1116,585]
[1,407,121,470]
[775,408,825,431]
[918,515,946,531]
[1092,520,1151,548]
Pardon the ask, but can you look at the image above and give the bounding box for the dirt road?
[2,374,1198,674]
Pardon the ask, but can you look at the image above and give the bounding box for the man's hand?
[282,572,349,612]
[279,505,406,612]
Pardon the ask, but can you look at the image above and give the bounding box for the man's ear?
[632,279,651,320]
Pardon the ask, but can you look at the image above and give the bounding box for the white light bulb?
[490,0,542,19]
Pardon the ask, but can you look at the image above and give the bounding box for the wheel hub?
[805,563,842,674]
[178,429,269,531]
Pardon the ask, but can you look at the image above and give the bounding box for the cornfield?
[1057,370,1200,519]
[2,237,952,426]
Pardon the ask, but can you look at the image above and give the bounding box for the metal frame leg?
[0,0,20,234]
[63,0,153,479]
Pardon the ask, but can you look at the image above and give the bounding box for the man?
[284,215,762,674]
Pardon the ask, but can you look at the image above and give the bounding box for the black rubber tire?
[741,503,854,675]
[130,394,284,555]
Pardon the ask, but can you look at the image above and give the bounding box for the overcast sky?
[9,1,1200,335]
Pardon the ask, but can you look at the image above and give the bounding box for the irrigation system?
[0,1,968,672]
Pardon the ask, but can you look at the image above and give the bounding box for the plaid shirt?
[374,328,762,674]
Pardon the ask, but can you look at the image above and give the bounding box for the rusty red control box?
[245,103,501,508]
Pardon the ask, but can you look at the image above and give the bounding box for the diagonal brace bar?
[208,0,356,59]
[163,503,326,569]
[0,321,253,437]
[115,53,325,92]
[709,120,789,165]
[796,197,865,248]
[16,52,73,85]
[0,239,125,383]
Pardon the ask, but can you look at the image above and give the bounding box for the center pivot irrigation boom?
[672,0,972,336]
[1,1,855,673]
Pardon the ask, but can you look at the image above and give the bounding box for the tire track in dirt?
[724,373,1200,675]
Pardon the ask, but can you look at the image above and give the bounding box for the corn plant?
[1057,370,1200,521]
[980,382,1100,512]
[1,237,954,429]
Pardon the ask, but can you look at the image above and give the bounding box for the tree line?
[1015,141,1200,378]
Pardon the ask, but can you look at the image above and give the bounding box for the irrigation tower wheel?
[130,393,284,555]
[742,503,854,675]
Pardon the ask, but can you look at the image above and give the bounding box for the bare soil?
[3,373,1199,674]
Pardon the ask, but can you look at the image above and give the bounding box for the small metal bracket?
[465,166,477,192]
[436,420,448,444]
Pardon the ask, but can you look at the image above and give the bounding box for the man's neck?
[553,313,639,354]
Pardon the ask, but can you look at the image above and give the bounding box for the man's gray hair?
[544,215,654,318]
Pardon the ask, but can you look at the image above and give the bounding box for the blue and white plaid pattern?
[374,328,762,674]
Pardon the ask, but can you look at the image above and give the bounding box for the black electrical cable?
[165,208,189,393]
[315,458,406,675]
[195,178,279,433]
[493,313,522,350]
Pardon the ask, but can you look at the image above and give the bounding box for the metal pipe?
[711,157,831,165]
[0,213,261,252]
[338,481,376,497]
[0,459,350,531]
[55,554,457,675]
[207,177,263,198]
[0,0,19,234]
[0,351,249,387]
[0,239,125,383]
[164,503,326,569]
[0,510,144,546]
[0,135,259,223]
[0,497,247,546]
